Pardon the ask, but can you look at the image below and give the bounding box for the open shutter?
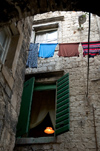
[16,77,35,137]
[55,73,69,136]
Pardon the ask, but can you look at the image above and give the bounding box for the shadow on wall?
[0,0,100,26]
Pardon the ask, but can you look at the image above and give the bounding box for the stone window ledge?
[33,22,59,32]
[2,65,14,90]
[33,16,64,25]
[16,137,57,145]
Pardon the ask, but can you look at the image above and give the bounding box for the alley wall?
[15,11,100,151]
[0,17,32,151]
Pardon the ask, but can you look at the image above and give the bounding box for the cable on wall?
[87,13,98,151]
[86,12,91,98]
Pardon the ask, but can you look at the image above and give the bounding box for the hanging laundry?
[26,43,39,68]
[58,43,79,57]
[82,41,100,57]
[38,43,57,58]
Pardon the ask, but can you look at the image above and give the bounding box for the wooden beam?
[33,23,58,32]
[33,16,64,25]
[25,70,64,81]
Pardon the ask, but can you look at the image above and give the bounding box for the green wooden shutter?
[16,77,35,137]
[55,73,69,136]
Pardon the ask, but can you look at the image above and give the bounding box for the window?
[30,22,59,44]
[0,27,11,63]
[35,30,57,43]
[29,89,55,138]
[16,73,70,138]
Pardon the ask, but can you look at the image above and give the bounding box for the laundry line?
[26,40,100,68]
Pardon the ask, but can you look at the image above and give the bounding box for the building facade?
[15,11,100,151]
[0,11,100,151]
[0,17,33,151]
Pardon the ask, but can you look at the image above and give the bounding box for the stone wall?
[15,12,100,151]
[26,11,100,74]
[0,17,33,151]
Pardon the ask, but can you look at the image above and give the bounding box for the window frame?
[16,73,70,144]
[1,23,21,91]
[0,27,11,64]
[34,29,58,44]
[30,22,59,44]
[29,84,56,138]
[16,81,57,144]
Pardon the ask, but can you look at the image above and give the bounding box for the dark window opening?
[29,90,55,138]
[16,73,70,138]
[29,113,54,137]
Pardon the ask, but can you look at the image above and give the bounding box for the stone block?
[10,107,18,133]
[0,127,10,147]
[43,144,51,150]
[2,66,14,90]
[38,63,42,67]
[0,102,5,115]
[48,66,53,71]
[41,67,47,72]
[5,84,12,99]
[11,93,17,111]
[0,73,6,89]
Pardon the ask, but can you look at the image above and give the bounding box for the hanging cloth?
[58,43,79,57]
[26,43,39,68]
[82,41,100,57]
[38,43,57,58]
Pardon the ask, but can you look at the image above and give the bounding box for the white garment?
[30,90,55,129]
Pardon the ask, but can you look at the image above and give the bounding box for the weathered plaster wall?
[15,12,100,151]
[0,17,33,151]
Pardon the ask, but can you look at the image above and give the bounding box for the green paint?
[16,77,35,137]
[34,84,56,91]
[55,73,70,136]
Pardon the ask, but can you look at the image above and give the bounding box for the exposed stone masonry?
[15,12,100,151]
[26,12,100,74]
[0,17,33,151]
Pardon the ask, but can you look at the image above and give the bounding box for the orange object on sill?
[44,127,55,134]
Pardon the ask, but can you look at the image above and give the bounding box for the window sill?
[16,137,57,145]
[2,65,14,90]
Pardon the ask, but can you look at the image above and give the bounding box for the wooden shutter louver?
[55,73,69,136]
[16,77,35,137]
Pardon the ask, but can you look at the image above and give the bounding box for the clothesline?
[26,41,100,68]
[35,41,100,57]
[82,41,100,57]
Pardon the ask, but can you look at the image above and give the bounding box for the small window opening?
[35,30,57,43]
[0,27,11,63]
[29,113,54,137]
[29,89,55,138]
